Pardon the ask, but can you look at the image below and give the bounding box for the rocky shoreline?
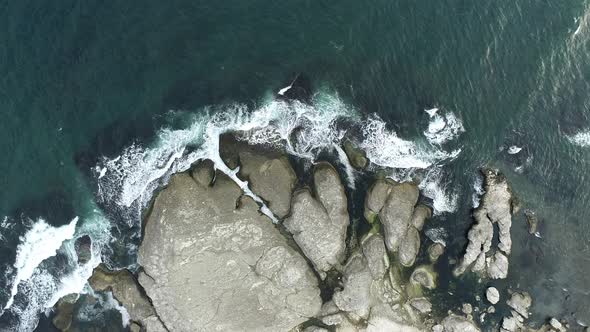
[52,134,576,332]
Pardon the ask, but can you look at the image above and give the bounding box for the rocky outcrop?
[486,287,500,304]
[454,169,514,279]
[364,180,430,267]
[88,264,165,331]
[438,314,480,332]
[284,162,349,277]
[343,140,368,170]
[501,291,532,332]
[138,161,321,332]
[237,150,297,219]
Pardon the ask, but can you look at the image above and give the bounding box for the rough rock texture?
[486,287,500,304]
[501,292,533,332]
[284,162,349,276]
[138,161,321,332]
[410,265,437,290]
[332,251,373,319]
[343,140,368,169]
[454,169,514,279]
[88,264,162,330]
[364,180,430,267]
[440,314,480,332]
[52,294,78,331]
[427,243,445,263]
[237,150,297,218]
[360,233,389,280]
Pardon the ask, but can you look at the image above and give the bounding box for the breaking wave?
[567,129,590,146]
[1,212,111,331]
[96,92,464,232]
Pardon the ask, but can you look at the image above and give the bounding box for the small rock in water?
[524,209,539,235]
[462,303,473,315]
[507,146,522,154]
[486,287,500,304]
[409,297,432,314]
[550,318,564,331]
[427,243,445,263]
[74,235,92,265]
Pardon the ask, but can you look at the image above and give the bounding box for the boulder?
[441,314,480,332]
[332,252,372,319]
[379,183,419,252]
[52,294,78,331]
[506,292,532,319]
[237,150,297,218]
[486,287,500,305]
[410,265,437,290]
[138,162,322,332]
[427,243,445,263]
[343,140,368,170]
[284,162,348,276]
[88,264,159,329]
[411,205,432,231]
[74,235,92,265]
[360,233,389,280]
[409,297,432,314]
[399,227,421,267]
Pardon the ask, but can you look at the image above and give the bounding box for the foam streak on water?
[4,217,78,310]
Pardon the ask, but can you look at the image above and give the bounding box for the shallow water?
[1,0,590,330]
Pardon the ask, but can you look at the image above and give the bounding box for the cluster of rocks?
[453,169,516,279]
[50,136,573,332]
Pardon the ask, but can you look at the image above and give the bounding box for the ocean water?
[1,0,590,330]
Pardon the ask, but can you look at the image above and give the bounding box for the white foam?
[278,85,292,96]
[2,211,111,331]
[423,110,465,145]
[567,129,590,146]
[103,291,131,327]
[418,167,459,215]
[361,114,458,169]
[508,146,522,154]
[425,107,439,117]
[4,217,78,310]
[425,227,447,246]
[472,174,485,208]
[334,144,357,189]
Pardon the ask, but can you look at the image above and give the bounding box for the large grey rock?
[486,287,500,304]
[399,227,421,267]
[360,233,389,280]
[332,252,372,319]
[88,265,164,330]
[364,179,424,266]
[427,243,445,263]
[379,182,419,252]
[440,314,480,332]
[138,163,321,332]
[454,169,514,279]
[284,162,348,276]
[506,292,532,319]
[237,150,297,218]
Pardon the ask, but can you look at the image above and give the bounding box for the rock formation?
[364,179,431,267]
[284,162,349,277]
[454,169,515,279]
[138,160,321,332]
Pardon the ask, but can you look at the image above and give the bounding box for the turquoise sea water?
[1,0,590,330]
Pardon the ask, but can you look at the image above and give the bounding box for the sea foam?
[567,129,590,146]
[97,92,465,232]
[4,217,78,310]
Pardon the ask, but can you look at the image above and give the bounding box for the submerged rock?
[138,161,321,332]
[524,209,539,235]
[284,162,348,277]
[454,169,514,279]
[74,235,92,265]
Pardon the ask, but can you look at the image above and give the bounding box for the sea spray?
[1,211,111,331]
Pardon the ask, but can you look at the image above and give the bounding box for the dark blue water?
[1,0,590,330]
